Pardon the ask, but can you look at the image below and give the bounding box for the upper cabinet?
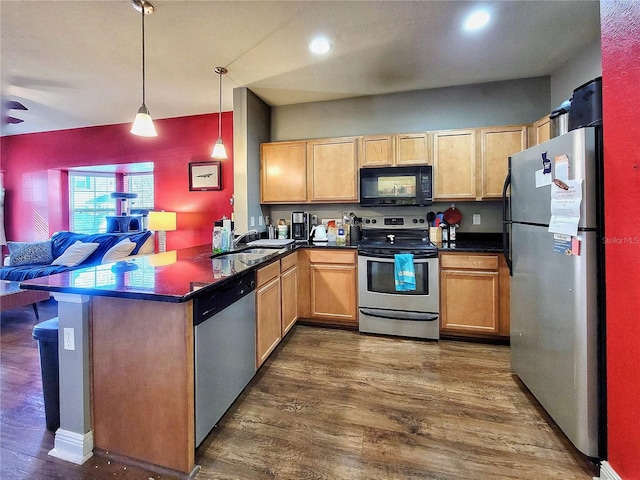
[395,133,430,166]
[432,129,477,200]
[261,124,528,204]
[359,135,394,167]
[359,133,430,167]
[433,125,528,201]
[261,137,358,204]
[307,137,359,202]
[531,115,551,146]
[260,142,307,203]
[480,125,528,199]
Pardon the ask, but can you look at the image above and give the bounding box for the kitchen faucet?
[232,229,258,249]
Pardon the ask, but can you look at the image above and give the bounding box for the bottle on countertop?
[221,217,232,252]
[441,223,449,243]
[221,227,230,252]
[213,226,222,253]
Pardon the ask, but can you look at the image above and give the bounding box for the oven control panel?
[361,215,427,229]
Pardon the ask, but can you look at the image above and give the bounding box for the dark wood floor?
[1,299,598,479]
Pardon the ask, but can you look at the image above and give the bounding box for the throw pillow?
[7,241,54,266]
[101,238,136,264]
[52,241,100,267]
[136,234,155,255]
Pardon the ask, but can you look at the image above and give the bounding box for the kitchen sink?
[213,247,287,265]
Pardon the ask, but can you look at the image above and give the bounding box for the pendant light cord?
[141,6,146,106]
[218,70,223,138]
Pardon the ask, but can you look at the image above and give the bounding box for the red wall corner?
[601,1,640,478]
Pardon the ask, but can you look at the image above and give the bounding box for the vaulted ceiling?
[1,0,600,136]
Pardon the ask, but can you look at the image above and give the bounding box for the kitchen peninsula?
[18,244,299,477]
[19,234,506,476]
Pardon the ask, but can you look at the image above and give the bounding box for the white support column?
[48,293,93,465]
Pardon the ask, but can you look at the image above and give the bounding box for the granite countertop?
[19,235,502,302]
[436,232,504,253]
[19,241,357,303]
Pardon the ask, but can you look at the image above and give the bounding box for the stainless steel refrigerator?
[503,126,605,459]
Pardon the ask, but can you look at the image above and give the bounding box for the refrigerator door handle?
[502,168,512,275]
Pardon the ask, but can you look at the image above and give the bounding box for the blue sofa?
[1,230,153,282]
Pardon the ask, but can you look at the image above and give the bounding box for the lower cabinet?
[256,252,299,368]
[280,252,299,335]
[256,261,282,367]
[302,249,358,327]
[439,252,510,339]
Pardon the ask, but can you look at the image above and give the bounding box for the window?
[124,173,154,211]
[69,171,155,234]
[69,173,116,233]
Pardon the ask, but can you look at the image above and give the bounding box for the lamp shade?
[148,250,177,267]
[131,105,157,137]
[148,211,176,231]
[211,138,228,159]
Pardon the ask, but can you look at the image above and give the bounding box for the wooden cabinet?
[307,137,359,202]
[360,133,430,167]
[432,129,477,200]
[359,135,394,167]
[439,252,510,339]
[301,249,357,327]
[395,132,430,165]
[261,124,528,204]
[280,252,298,336]
[256,261,282,367]
[256,253,300,368]
[480,125,527,199]
[531,115,551,146]
[260,142,307,203]
[260,137,358,203]
[433,125,527,201]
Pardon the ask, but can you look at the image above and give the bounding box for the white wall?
[550,38,602,110]
[271,77,550,142]
[233,88,271,234]
[240,70,598,234]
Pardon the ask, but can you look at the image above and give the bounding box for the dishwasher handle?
[193,272,256,325]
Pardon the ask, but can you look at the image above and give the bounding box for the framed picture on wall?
[189,161,221,191]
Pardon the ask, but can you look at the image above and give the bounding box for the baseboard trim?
[599,461,623,480]
[48,428,94,465]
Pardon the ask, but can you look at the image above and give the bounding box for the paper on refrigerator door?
[548,179,583,236]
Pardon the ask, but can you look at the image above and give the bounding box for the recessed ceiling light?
[464,10,491,31]
[309,36,332,55]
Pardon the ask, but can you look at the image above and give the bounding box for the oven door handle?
[359,308,439,322]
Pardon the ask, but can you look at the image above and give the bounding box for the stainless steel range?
[357,215,439,340]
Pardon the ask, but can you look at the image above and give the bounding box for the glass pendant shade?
[131,104,157,137]
[211,66,228,158]
[211,138,227,159]
[131,1,156,138]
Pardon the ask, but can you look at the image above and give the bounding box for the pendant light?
[131,0,157,137]
[211,66,228,159]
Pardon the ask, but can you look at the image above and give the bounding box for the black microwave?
[360,165,433,207]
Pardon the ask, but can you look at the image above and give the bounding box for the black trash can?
[32,317,60,431]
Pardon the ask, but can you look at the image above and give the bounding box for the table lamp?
[148,211,176,252]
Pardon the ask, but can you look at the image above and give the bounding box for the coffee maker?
[291,211,310,241]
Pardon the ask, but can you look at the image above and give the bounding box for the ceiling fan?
[4,100,28,124]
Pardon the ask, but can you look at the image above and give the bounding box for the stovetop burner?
[358,215,437,254]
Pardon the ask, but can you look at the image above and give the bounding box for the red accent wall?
[0,112,233,251]
[601,1,640,478]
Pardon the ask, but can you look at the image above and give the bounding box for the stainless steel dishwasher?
[193,270,256,447]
